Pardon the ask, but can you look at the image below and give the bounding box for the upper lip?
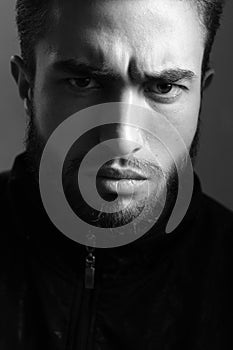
[97,167,147,180]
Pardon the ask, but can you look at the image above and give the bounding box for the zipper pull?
[85,246,95,289]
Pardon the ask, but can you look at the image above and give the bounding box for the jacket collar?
[6,152,203,280]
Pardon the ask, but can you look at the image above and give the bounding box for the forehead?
[37,0,204,76]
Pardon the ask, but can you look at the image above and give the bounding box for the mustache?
[64,156,163,179]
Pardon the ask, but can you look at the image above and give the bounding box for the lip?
[96,177,147,195]
[97,167,148,180]
[82,167,148,195]
[95,167,148,195]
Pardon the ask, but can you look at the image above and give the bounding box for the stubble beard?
[24,99,200,231]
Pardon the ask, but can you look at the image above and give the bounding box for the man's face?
[23,0,205,228]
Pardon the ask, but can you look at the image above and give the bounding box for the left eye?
[145,82,177,95]
[67,77,98,89]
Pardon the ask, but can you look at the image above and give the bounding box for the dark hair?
[15,0,226,77]
[195,0,226,74]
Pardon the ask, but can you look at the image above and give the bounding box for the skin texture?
[11,0,213,229]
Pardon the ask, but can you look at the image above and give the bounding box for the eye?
[144,80,187,103]
[154,83,173,94]
[145,82,178,95]
[67,77,99,90]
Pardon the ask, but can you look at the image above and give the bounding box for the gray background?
[0,0,232,211]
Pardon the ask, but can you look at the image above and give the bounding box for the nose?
[98,90,144,158]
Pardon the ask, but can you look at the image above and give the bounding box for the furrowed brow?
[51,59,117,78]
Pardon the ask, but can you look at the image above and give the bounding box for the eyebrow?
[52,59,116,77]
[144,69,197,83]
[52,59,197,82]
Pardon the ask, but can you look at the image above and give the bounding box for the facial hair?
[24,97,200,231]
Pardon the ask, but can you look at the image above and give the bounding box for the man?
[0,0,233,348]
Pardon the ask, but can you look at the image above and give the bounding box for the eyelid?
[145,76,188,86]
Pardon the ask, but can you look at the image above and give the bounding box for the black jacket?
[0,153,233,350]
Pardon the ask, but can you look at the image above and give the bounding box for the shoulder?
[201,193,233,233]
[0,170,15,248]
[197,193,233,275]
[0,170,10,190]
[0,171,26,296]
[0,170,11,211]
[0,170,11,213]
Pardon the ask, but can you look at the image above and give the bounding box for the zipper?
[72,245,97,350]
[85,246,96,289]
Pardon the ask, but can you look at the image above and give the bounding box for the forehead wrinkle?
[81,1,203,75]
[50,0,181,54]
[81,28,181,81]
[50,0,205,46]
[37,0,204,84]
[47,35,133,80]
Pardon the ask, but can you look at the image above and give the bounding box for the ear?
[10,55,32,101]
[202,68,215,91]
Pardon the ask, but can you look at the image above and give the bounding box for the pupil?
[76,78,91,87]
[158,83,172,93]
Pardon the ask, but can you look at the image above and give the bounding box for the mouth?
[97,167,148,181]
[94,167,148,195]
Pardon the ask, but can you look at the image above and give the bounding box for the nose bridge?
[99,90,144,157]
[115,91,135,138]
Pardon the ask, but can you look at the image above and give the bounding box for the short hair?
[15,0,226,78]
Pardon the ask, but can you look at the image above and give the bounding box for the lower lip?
[96,177,147,195]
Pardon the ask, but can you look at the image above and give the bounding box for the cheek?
[177,101,200,149]
[32,86,82,142]
[163,93,201,150]
[32,80,60,141]
[139,93,201,170]
[33,83,106,142]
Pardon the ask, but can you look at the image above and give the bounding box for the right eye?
[66,77,99,90]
